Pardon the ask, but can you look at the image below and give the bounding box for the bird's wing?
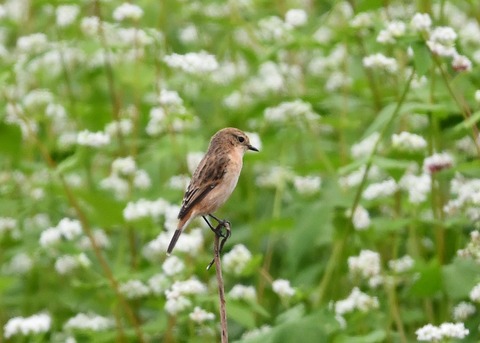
[178,153,228,220]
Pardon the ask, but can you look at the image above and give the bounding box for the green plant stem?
[386,279,407,343]
[314,70,415,306]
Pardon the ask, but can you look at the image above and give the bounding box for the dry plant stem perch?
[207,220,231,343]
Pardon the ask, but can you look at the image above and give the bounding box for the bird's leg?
[206,220,231,271]
[208,214,230,238]
[202,215,216,231]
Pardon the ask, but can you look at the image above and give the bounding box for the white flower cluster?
[377,20,406,44]
[229,284,257,301]
[256,165,293,189]
[123,198,169,222]
[348,250,382,287]
[339,165,381,189]
[445,175,480,220]
[16,33,48,54]
[39,218,82,247]
[363,178,398,200]
[399,172,431,204]
[458,230,480,262]
[148,273,170,296]
[105,119,133,137]
[189,307,215,324]
[55,5,79,27]
[264,100,319,124]
[348,205,371,230]
[362,53,398,73]
[285,9,307,28]
[423,152,454,174]
[4,313,51,338]
[100,156,151,199]
[77,130,110,148]
[416,322,469,341]
[3,253,33,275]
[223,244,252,275]
[391,131,427,152]
[351,132,380,158]
[163,51,219,75]
[427,26,457,57]
[469,282,480,302]
[388,255,414,273]
[293,175,322,195]
[54,253,91,275]
[63,313,114,331]
[452,302,476,322]
[272,279,295,298]
[257,16,293,42]
[119,279,150,299]
[164,278,207,315]
[411,13,432,32]
[0,217,17,235]
[162,256,185,276]
[143,228,204,261]
[241,325,272,340]
[77,229,110,250]
[334,287,379,316]
[113,3,143,21]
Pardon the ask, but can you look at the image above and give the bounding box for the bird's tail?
[166,229,182,255]
[166,215,190,255]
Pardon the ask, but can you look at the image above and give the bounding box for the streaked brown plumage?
[167,128,258,255]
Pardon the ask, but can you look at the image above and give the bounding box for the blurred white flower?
[164,278,207,314]
[123,198,169,221]
[339,165,381,189]
[377,21,406,44]
[187,152,204,175]
[469,283,480,302]
[119,280,150,299]
[162,256,185,276]
[411,13,432,32]
[363,179,397,200]
[391,131,427,152]
[351,132,380,158]
[56,5,79,27]
[293,175,322,195]
[334,287,379,315]
[4,313,51,338]
[77,229,110,250]
[348,250,381,279]
[77,130,110,147]
[189,307,215,323]
[285,9,307,27]
[264,100,319,124]
[112,156,136,176]
[388,255,414,273]
[148,274,170,296]
[105,119,133,136]
[179,25,198,44]
[452,54,472,72]
[229,284,257,301]
[399,172,431,203]
[272,279,295,298]
[416,322,468,341]
[348,205,370,230]
[55,255,79,275]
[3,253,33,275]
[475,90,480,103]
[0,217,16,235]
[427,26,458,57]
[164,51,219,75]
[81,16,101,36]
[363,54,398,73]
[423,152,453,174]
[350,13,373,29]
[241,325,272,340]
[223,244,252,275]
[40,218,82,247]
[452,302,476,321]
[64,313,114,331]
[168,175,190,190]
[17,33,48,54]
[113,3,143,21]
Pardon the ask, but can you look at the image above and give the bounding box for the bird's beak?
[247,144,259,152]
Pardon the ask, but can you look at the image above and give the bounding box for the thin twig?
[213,225,229,343]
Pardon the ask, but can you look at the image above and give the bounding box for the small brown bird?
[167,128,258,255]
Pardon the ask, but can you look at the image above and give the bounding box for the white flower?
[475,90,480,103]
[264,100,319,124]
[119,280,150,299]
[423,152,454,174]
[293,175,322,195]
[351,132,380,158]
[391,132,427,152]
[363,179,397,200]
[399,172,431,204]
[162,256,185,276]
[159,88,183,106]
[334,287,379,315]
[339,165,381,189]
[411,13,432,32]
[349,205,370,230]
[439,322,469,339]
[388,255,414,273]
[163,51,219,75]
[348,250,381,279]
[4,313,51,338]
[113,3,143,21]
[189,307,215,323]
[350,13,373,29]
[257,16,292,42]
[100,174,129,199]
[430,26,457,46]
[272,279,295,298]
[187,152,204,174]
[56,5,79,27]
[77,130,110,147]
[77,229,110,250]
[105,119,133,136]
[165,295,191,315]
[377,21,406,44]
[17,33,48,54]
[123,198,169,221]
[64,313,114,331]
[229,284,257,301]
[134,170,151,189]
[452,54,472,72]
[164,278,207,314]
[0,217,16,235]
[55,255,80,275]
[416,322,469,341]
[241,325,272,340]
[416,324,443,341]
[148,274,170,296]
[453,302,476,321]
[112,156,136,176]
[285,9,307,27]
[362,54,398,73]
[4,253,33,275]
[223,244,252,275]
[469,283,480,302]
[168,175,190,190]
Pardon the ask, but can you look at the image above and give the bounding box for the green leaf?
[74,189,125,227]
[335,330,387,343]
[0,123,22,159]
[372,156,413,171]
[453,111,480,132]
[442,258,480,299]
[411,42,433,76]
[408,260,442,297]
[229,300,257,329]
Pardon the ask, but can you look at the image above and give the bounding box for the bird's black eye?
[237,136,245,143]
